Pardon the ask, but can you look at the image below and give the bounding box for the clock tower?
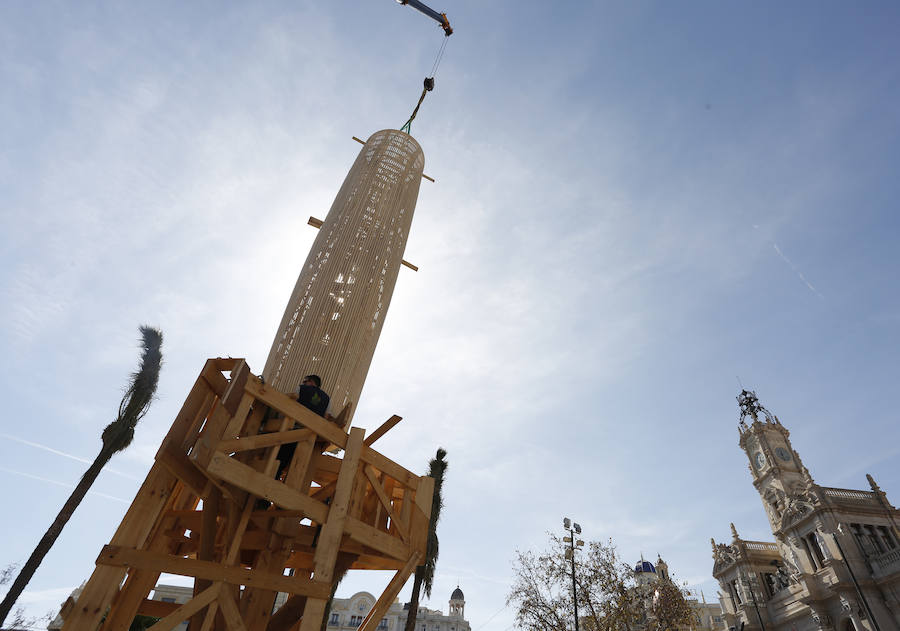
[737,390,814,538]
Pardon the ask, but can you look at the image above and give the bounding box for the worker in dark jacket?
[296,374,330,417]
[274,374,330,480]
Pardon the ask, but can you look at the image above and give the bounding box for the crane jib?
[398,0,452,36]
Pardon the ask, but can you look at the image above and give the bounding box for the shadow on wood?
[61,358,432,631]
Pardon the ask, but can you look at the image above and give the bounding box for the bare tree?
[508,534,693,631]
[0,327,163,628]
[0,564,52,631]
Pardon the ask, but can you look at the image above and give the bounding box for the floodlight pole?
[831,526,882,631]
[563,517,584,631]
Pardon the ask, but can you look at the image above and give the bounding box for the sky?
[2,1,900,629]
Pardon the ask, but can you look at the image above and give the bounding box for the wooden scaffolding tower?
[60,358,432,631]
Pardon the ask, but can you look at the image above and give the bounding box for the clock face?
[755,452,766,469]
[775,447,792,462]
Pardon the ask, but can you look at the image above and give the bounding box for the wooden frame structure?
[61,358,432,631]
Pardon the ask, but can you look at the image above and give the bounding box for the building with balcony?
[324,588,469,631]
[711,391,900,631]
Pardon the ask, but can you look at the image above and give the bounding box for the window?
[802,533,824,570]
[329,613,339,625]
[851,523,889,557]
[730,580,743,605]
[377,620,388,630]
[350,615,362,627]
[762,572,777,598]
[877,525,897,551]
[161,597,176,603]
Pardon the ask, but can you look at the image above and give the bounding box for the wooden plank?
[157,446,209,497]
[63,464,178,631]
[351,136,366,145]
[156,371,214,459]
[363,466,408,543]
[136,599,179,618]
[245,379,347,449]
[191,401,239,468]
[360,445,418,490]
[201,360,230,396]
[358,551,422,631]
[217,587,249,631]
[344,516,409,561]
[297,428,365,631]
[411,476,434,556]
[217,428,315,453]
[363,415,402,446]
[96,546,332,599]
[221,359,250,415]
[421,173,435,183]
[222,392,256,440]
[212,357,241,372]
[400,259,418,271]
[307,216,324,228]
[206,452,328,523]
[147,583,221,631]
[190,487,221,631]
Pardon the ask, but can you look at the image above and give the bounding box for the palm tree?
[0,326,163,628]
[404,448,448,631]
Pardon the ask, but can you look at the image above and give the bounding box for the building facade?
[324,588,469,631]
[126,585,470,631]
[711,391,900,631]
[633,557,726,630]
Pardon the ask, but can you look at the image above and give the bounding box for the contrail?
[0,466,130,504]
[771,243,823,298]
[0,432,141,480]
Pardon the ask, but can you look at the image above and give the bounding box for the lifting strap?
[400,77,434,134]
[400,35,448,134]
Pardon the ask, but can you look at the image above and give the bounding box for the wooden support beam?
[360,445,418,491]
[363,415,402,447]
[206,452,329,523]
[218,587,250,631]
[217,427,315,454]
[344,516,410,561]
[96,546,332,599]
[136,599,179,618]
[221,359,250,415]
[297,428,365,631]
[245,379,348,449]
[363,465,409,543]
[147,584,221,631]
[358,551,422,631]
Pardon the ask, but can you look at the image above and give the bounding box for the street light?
[738,571,766,631]
[563,517,584,631]
[831,524,882,631]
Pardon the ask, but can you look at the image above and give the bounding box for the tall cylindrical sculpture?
[263,129,425,420]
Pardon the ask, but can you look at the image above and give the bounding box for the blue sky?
[2,2,899,629]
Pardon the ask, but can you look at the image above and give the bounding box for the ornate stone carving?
[712,538,740,573]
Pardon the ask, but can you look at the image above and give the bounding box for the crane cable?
[400,35,449,134]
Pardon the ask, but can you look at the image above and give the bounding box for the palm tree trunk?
[403,569,424,631]
[0,446,115,627]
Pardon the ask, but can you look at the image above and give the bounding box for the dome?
[450,586,465,601]
[634,560,656,574]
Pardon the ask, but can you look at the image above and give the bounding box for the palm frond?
[102,326,163,453]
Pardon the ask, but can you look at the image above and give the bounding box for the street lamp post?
[739,571,766,631]
[831,525,882,631]
[563,518,584,631]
